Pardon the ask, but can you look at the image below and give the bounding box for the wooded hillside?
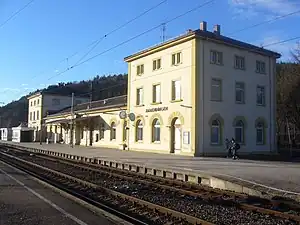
[0,74,127,127]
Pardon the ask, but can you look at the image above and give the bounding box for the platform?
[0,159,120,225]
[1,141,300,201]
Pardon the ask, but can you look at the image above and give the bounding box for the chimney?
[200,21,207,31]
[213,24,221,35]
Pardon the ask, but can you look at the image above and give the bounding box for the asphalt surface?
[0,161,117,225]
[2,141,300,194]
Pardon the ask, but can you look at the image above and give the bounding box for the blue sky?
[0,0,299,104]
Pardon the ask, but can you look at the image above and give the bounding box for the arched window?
[211,119,220,144]
[136,120,143,142]
[256,122,264,145]
[110,122,116,140]
[152,119,160,142]
[234,120,244,143]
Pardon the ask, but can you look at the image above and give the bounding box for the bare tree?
[291,41,300,63]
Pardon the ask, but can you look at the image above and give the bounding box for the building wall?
[28,93,89,141]
[127,39,194,155]
[196,39,276,155]
[79,110,125,149]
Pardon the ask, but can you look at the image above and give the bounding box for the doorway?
[170,117,182,154]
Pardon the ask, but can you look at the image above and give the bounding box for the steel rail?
[0,151,214,225]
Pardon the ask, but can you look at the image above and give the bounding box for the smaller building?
[12,123,34,143]
[0,128,12,141]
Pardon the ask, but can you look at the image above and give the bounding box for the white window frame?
[171,52,182,66]
[256,122,264,145]
[136,120,143,142]
[256,86,265,106]
[152,119,161,142]
[136,88,143,106]
[256,60,266,74]
[234,120,244,144]
[234,55,245,70]
[171,80,181,101]
[210,50,223,65]
[235,82,245,104]
[153,58,161,71]
[211,78,222,101]
[30,112,32,121]
[211,119,220,144]
[152,84,161,103]
[36,110,39,120]
[136,64,144,76]
[33,111,36,121]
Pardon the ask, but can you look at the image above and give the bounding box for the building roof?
[27,90,89,100]
[45,95,127,118]
[124,27,281,62]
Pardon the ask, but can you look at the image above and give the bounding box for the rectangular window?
[30,112,32,121]
[256,86,265,106]
[136,64,144,76]
[210,50,223,65]
[256,60,266,74]
[34,100,36,106]
[37,99,40,105]
[33,111,36,121]
[136,88,143,105]
[235,82,245,104]
[152,84,161,103]
[52,98,60,106]
[153,58,161,70]
[234,55,245,70]
[211,78,222,101]
[171,52,182,65]
[30,101,33,106]
[36,110,39,120]
[171,80,181,101]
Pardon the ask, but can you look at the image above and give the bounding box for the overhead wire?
[58,34,300,101]
[0,0,35,29]
[47,0,216,80]
[228,9,300,35]
[72,0,168,67]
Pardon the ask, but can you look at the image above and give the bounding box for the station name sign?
[145,106,168,113]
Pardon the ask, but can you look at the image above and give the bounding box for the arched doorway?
[170,117,181,153]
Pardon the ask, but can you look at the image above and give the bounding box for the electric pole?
[90,81,93,108]
[70,92,74,148]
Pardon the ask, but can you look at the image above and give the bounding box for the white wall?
[197,39,276,155]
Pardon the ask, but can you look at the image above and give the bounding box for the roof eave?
[124,32,197,62]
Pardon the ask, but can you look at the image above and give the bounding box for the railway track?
[0,148,213,225]
[1,146,300,225]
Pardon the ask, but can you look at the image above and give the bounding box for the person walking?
[225,138,232,158]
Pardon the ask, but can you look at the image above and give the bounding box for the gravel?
[13,153,300,225]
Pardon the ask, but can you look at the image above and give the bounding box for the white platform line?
[0,166,89,225]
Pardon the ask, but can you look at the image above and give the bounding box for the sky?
[0,0,299,105]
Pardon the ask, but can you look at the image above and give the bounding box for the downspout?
[268,56,272,153]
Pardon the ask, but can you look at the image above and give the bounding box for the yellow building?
[44,95,127,149]
[27,91,89,142]
[44,21,281,156]
[124,21,280,156]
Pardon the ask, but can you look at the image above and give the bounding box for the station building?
[27,91,89,142]
[43,21,280,156]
